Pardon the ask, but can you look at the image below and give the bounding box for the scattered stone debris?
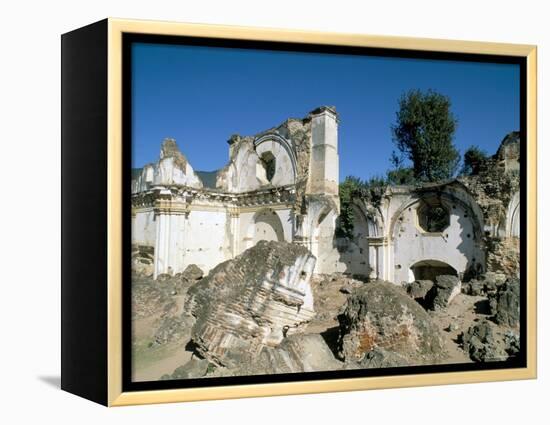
[462,272,506,296]
[161,357,211,380]
[307,275,361,331]
[425,275,462,311]
[153,315,195,347]
[446,323,459,333]
[132,274,178,319]
[131,245,155,277]
[460,319,518,362]
[489,277,520,327]
[504,331,520,357]
[406,280,434,304]
[185,240,317,367]
[173,264,204,295]
[337,281,446,367]
[359,347,409,369]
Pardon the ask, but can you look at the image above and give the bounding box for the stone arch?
[389,186,484,242]
[506,191,520,238]
[409,259,458,283]
[352,199,383,238]
[254,134,297,186]
[389,182,486,284]
[246,209,285,249]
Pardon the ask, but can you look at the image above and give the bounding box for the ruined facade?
[132,106,339,277]
[132,107,520,285]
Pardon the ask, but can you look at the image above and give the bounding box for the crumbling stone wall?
[458,133,520,277]
[131,106,341,277]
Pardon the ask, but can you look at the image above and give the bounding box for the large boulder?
[489,277,520,327]
[185,240,317,367]
[425,275,461,310]
[337,281,446,367]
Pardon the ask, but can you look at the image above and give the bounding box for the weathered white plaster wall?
[391,199,484,284]
[180,209,230,274]
[132,210,156,247]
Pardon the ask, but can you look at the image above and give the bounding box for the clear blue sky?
[131,42,520,181]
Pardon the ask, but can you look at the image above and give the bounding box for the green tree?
[461,145,488,175]
[338,176,386,239]
[391,89,459,182]
[386,150,417,185]
[386,167,416,185]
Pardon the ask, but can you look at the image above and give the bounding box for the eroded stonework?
[132,106,339,277]
[184,240,316,367]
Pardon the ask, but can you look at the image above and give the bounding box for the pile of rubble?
[132,241,521,380]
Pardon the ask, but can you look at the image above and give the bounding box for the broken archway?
[409,259,458,283]
[249,209,285,247]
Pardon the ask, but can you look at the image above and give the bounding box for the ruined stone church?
[131,106,520,284]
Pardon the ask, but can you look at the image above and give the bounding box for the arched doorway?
[249,209,285,247]
[409,260,457,282]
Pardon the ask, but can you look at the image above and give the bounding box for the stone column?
[368,243,377,280]
[153,191,188,279]
[154,211,171,279]
[309,106,339,197]
[368,237,389,281]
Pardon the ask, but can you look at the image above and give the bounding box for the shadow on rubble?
[320,326,341,359]
[474,299,491,315]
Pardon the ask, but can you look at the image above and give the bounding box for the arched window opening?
[259,151,276,183]
[417,200,450,233]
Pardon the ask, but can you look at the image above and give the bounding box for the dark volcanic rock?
[162,357,211,380]
[337,281,446,366]
[489,277,520,327]
[460,320,508,362]
[462,272,506,296]
[504,331,520,356]
[185,240,317,367]
[359,347,409,369]
[181,264,204,282]
[406,280,434,303]
[462,279,483,296]
[425,275,461,311]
